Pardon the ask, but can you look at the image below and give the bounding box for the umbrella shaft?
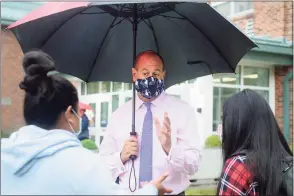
[131,4,138,134]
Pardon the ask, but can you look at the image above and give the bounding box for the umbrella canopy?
[8,1,257,89]
[8,0,257,146]
[9,2,257,189]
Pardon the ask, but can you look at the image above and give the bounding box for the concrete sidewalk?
[190,148,223,183]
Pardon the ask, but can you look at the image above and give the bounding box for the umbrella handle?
[129,132,137,160]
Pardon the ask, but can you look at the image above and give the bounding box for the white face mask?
[66,109,82,136]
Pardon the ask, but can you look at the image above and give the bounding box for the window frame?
[81,82,133,95]
[211,1,254,18]
[212,65,274,132]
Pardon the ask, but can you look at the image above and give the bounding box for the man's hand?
[141,172,173,195]
[120,137,138,164]
[154,112,172,155]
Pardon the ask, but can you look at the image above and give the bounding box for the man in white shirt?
[99,50,202,195]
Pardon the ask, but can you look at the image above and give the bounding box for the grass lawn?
[186,187,217,195]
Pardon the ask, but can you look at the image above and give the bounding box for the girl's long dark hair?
[217,89,292,196]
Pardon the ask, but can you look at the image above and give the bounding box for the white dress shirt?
[99,92,203,195]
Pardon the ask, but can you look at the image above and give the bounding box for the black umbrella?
[8,1,257,140]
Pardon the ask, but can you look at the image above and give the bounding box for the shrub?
[0,131,11,138]
[81,139,98,150]
[205,135,222,148]
[186,187,217,195]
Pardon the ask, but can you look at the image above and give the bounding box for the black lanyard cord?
[129,159,137,192]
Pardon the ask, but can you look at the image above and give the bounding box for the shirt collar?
[135,91,167,111]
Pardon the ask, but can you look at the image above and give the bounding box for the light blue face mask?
[66,109,82,136]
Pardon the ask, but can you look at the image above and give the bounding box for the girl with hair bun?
[1,51,171,195]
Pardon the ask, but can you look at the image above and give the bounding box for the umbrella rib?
[155,15,214,75]
[158,15,215,74]
[142,7,159,53]
[162,3,235,73]
[86,17,118,82]
[111,17,129,28]
[86,5,126,82]
[147,18,160,54]
[141,18,151,28]
[40,6,93,48]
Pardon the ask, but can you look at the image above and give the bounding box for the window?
[212,66,271,131]
[212,2,231,16]
[211,1,254,17]
[89,103,96,127]
[90,135,96,141]
[101,82,111,93]
[213,67,241,85]
[80,82,133,95]
[81,82,86,95]
[243,67,269,87]
[188,78,197,84]
[100,136,104,144]
[124,83,132,91]
[100,102,109,127]
[213,87,240,131]
[87,82,99,94]
[234,2,253,13]
[125,97,132,103]
[113,82,123,92]
[112,95,119,112]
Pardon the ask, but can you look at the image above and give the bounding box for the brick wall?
[0,30,81,134]
[284,2,293,41]
[253,2,293,41]
[275,66,293,143]
[1,29,25,133]
[231,2,293,41]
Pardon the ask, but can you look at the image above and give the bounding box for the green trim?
[251,43,293,56]
[251,36,292,47]
[1,2,44,25]
[250,36,293,56]
[244,50,293,65]
[283,70,293,144]
[1,19,15,26]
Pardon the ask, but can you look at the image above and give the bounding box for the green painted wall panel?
[244,51,293,66]
[283,71,293,143]
[1,2,43,23]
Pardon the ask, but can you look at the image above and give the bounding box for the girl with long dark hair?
[217,89,292,196]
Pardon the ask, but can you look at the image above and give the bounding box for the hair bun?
[22,50,55,76]
[20,51,55,94]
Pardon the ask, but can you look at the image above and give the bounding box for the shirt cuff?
[166,145,183,163]
[115,152,127,175]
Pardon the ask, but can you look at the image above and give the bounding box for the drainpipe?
[283,70,293,144]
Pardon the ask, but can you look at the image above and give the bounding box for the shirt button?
[121,167,124,171]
